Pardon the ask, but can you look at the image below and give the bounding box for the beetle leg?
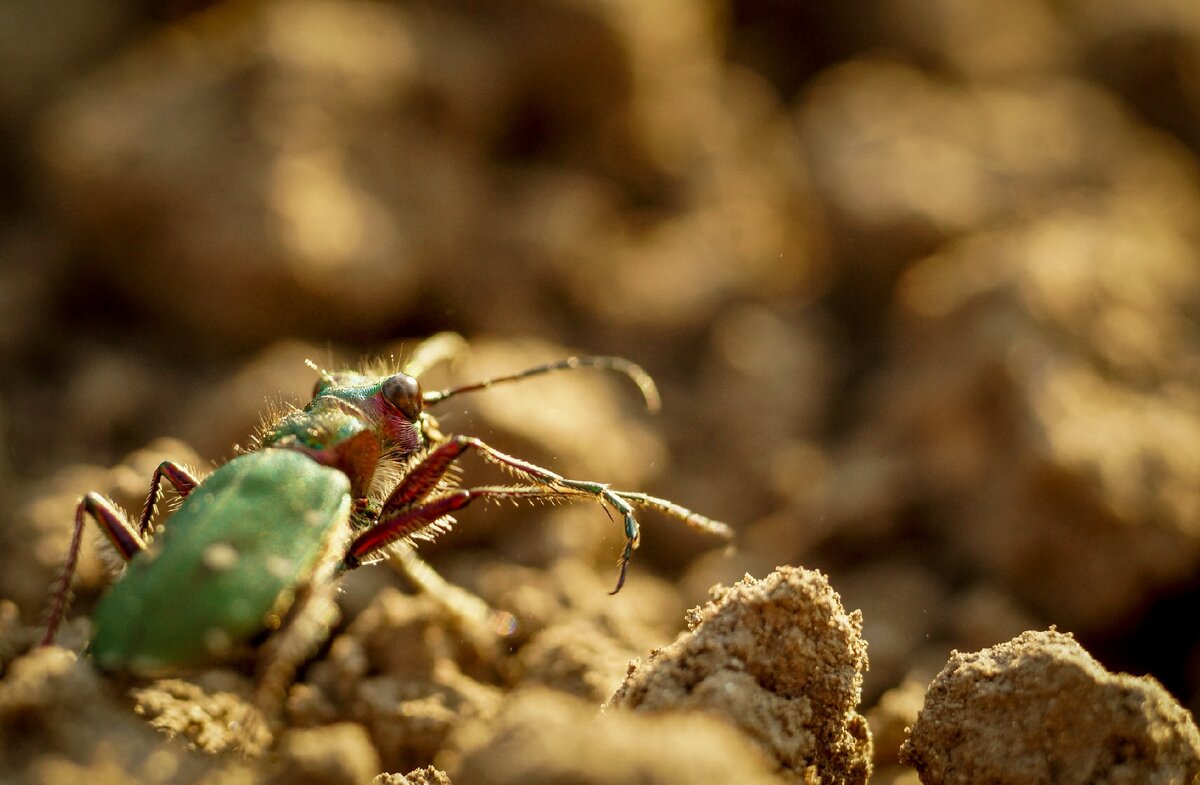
[350,482,640,591]
[434,437,732,591]
[254,570,341,723]
[41,493,148,646]
[368,435,730,593]
[355,482,604,566]
[357,437,731,594]
[254,494,352,723]
[42,460,202,647]
[596,490,734,542]
[379,435,623,522]
[379,436,474,514]
[136,460,201,536]
[402,331,469,377]
[391,542,517,640]
[348,487,482,565]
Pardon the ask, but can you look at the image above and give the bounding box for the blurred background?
[2,0,1199,718]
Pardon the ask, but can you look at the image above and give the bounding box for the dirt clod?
[901,629,1200,785]
[131,677,270,755]
[276,722,382,785]
[374,767,453,785]
[450,688,781,785]
[609,566,872,784]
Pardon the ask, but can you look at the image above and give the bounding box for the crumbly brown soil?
[3,0,1200,782]
[609,567,871,784]
[901,630,1200,784]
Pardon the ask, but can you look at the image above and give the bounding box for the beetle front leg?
[345,487,495,567]
[379,436,474,515]
[349,479,641,593]
[369,435,730,593]
[443,437,646,574]
[434,437,733,592]
[378,435,639,547]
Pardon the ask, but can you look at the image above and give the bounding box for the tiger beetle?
[41,334,732,711]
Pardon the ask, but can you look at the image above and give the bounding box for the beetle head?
[305,370,428,457]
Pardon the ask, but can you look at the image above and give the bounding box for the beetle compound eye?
[381,373,423,419]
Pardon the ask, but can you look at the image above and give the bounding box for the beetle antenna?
[423,356,661,412]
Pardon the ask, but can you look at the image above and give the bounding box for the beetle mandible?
[41,334,732,707]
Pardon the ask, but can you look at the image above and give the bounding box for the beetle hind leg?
[254,501,354,722]
[41,461,202,647]
[253,577,341,722]
[41,493,146,646]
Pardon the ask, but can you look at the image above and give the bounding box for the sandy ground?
[3,0,1200,782]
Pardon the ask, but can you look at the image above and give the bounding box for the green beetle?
[41,336,732,707]
[88,450,351,675]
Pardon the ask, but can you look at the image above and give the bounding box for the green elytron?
[42,335,732,705]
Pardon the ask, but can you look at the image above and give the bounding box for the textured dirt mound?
[610,566,871,784]
[449,688,781,785]
[4,0,1200,782]
[901,630,1200,785]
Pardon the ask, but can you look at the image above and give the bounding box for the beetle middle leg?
[135,460,201,535]
[391,542,518,644]
[41,461,201,646]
